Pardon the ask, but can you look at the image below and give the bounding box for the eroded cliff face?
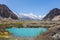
[0,4,18,20]
[43,8,60,21]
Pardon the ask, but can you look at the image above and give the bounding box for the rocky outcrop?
[0,4,18,20]
[43,8,60,21]
[35,25,60,40]
[52,15,60,21]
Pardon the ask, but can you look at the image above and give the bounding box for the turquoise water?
[6,28,47,37]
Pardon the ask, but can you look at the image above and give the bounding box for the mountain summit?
[0,4,18,20]
[43,8,60,21]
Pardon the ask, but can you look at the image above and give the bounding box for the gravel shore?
[0,35,36,40]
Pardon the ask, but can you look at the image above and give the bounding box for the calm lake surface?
[6,28,47,37]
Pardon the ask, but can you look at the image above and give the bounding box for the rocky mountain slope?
[35,25,60,40]
[0,4,18,20]
[43,8,60,21]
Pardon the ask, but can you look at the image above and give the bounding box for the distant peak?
[52,8,60,11]
[53,8,59,10]
[0,4,6,6]
[0,4,8,7]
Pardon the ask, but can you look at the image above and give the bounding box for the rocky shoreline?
[35,25,60,40]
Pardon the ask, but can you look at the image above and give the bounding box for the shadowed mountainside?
[43,8,60,21]
[0,4,18,20]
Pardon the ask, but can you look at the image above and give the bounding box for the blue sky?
[0,0,60,16]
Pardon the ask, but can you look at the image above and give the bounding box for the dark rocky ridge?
[0,4,18,20]
[43,8,60,20]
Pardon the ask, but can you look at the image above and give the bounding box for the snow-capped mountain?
[18,13,45,20]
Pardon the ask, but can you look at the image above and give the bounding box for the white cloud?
[18,13,45,20]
